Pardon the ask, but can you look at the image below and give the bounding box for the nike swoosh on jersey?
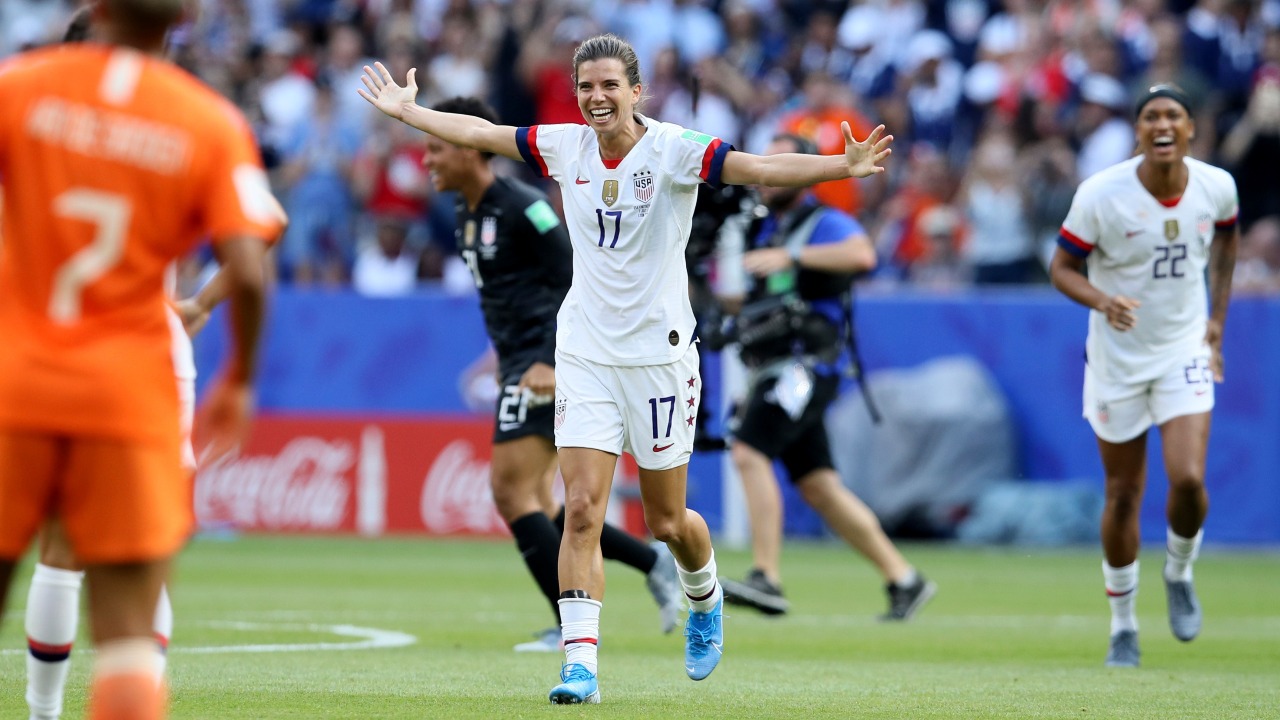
[499,422,522,431]
[1124,229,1145,238]
[575,177,590,185]
[653,443,674,452]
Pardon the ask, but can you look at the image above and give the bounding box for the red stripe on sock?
[1105,588,1134,598]
[564,637,597,646]
[154,633,169,651]
[28,638,74,655]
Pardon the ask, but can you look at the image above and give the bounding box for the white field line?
[0,620,417,655]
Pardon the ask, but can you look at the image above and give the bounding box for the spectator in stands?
[876,144,957,277]
[776,71,879,217]
[1234,216,1280,293]
[909,205,971,289]
[898,29,966,154]
[1022,136,1081,269]
[957,133,1040,283]
[257,29,315,152]
[422,11,489,105]
[1075,73,1135,179]
[1220,43,1280,225]
[324,23,377,131]
[278,74,363,284]
[518,13,599,126]
[352,215,425,296]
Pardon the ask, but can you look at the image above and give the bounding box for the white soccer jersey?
[1058,156,1238,384]
[516,115,732,366]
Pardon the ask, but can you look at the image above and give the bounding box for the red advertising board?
[194,414,643,536]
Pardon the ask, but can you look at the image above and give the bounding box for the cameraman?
[715,134,936,621]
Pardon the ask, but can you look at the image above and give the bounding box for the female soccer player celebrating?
[359,33,891,702]
[1051,84,1239,667]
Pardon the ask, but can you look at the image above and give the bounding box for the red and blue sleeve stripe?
[1058,227,1094,258]
[515,126,549,178]
[699,139,733,187]
[1215,214,1237,230]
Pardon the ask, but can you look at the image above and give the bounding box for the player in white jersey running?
[359,32,891,703]
[1050,84,1239,668]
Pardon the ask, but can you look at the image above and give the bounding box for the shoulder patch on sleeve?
[680,129,714,146]
[524,199,561,234]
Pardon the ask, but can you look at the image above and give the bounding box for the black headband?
[1134,84,1192,119]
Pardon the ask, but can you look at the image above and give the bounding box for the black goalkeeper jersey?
[455,175,572,380]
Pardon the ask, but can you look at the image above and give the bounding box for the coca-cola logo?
[420,440,506,534]
[195,437,352,530]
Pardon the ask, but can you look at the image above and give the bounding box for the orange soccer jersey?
[0,45,281,562]
[0,44,281,442]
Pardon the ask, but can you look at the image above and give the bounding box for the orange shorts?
[0,431,193,564]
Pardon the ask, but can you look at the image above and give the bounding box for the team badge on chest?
[602,180,619,207]
[481,216,497,246]
[1164,219,1179,241]
[632,170,654,203]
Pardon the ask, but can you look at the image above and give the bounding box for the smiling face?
[1135,97,1194,166]
[422,134,475,193]
[575,58,641,136]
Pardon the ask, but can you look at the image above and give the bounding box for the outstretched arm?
[358,62,521,161]
[720,122,892,187]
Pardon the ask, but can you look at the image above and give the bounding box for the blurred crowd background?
[4,0,1280,295]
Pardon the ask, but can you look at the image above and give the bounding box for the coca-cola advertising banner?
[194,415,508,536]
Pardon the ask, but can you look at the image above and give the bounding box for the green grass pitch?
[1,536,1276,719]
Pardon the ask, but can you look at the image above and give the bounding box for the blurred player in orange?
[0,2,280,719]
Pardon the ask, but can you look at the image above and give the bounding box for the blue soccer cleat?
[684,597,724,681]
[548,663,600,704]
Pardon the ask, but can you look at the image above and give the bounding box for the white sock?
[152,585,173,682]
[676,551,722,613]
[25,564,84,720]
[558,597,601,675]
[894,568,919,588]
[1103,560,1139,635]
[1165,528,1202,582]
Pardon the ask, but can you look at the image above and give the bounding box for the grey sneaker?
[879,574,937,622]
[1165,569,1202,642]
[645,541,685,634]
[720,568,789,616]
[1105,629,1141,667]
[513,627,562,653]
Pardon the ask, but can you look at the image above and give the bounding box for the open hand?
[844,122,893,178]
[358,62,418,121]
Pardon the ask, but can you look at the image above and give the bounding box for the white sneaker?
[514,627,563,653]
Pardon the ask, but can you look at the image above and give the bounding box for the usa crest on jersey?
[633,170,654,203]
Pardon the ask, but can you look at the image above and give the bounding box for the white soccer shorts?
[554,343,701,472]
[1082,346,1215,444]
